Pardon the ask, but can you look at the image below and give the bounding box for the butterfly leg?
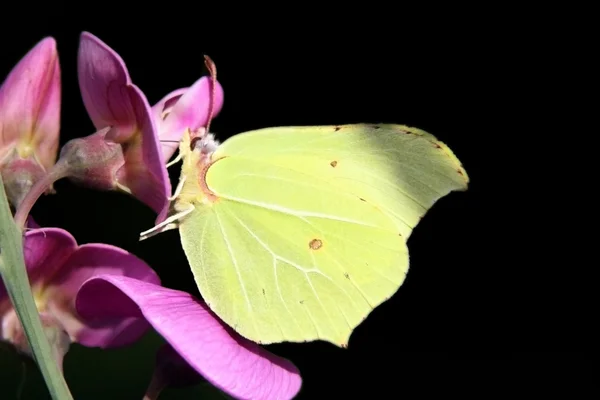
[168,175,187,201]
[166,152,183,168]
[139,205,195,241]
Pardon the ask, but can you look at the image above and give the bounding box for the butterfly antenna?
[203,55,217,134]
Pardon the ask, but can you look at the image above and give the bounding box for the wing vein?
[225,210,311,337]
[214,208,258,336]
[216,194,380,229]
[198,210,212,303]
[308,251,345,339]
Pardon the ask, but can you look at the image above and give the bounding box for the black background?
[0,3,593,399]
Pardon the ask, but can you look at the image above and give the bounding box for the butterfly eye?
[190,137,201,150]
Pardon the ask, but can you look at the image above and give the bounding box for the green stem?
[0,179,73,400]
[13,161,69,229]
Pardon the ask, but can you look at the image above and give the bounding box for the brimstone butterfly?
[141,59,469,348]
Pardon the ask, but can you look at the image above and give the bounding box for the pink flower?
[75,32,224,218]
[1,226,301,399]
[72,32,170,216]
[151,76,224,162]
[0,37,61,208]
[76,276,302,400]
[0,228,159,368]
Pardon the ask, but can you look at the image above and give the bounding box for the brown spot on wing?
[309,238,323,250]
[344,272,350,279]
[334,126,341,131]
[330,160,338,167]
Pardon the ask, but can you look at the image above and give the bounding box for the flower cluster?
[0,33,301,399]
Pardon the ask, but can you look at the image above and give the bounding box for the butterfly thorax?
[173,129,220,212]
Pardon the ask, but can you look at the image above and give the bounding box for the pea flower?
[0,228,160,369]
[76,275,302,400]
[0,37,61,209]
[10,33,224,229]
[151,74,224,162]
[63,32,171,216]
[73,32,224,218]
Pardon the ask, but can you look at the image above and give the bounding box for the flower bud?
[0,157,46,209]
[59,129,125,191]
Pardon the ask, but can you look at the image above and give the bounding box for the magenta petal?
[24,228,77,283]
[151,87,187,123]
[0,228,76,304]
[116,84,171,216]
[151,87,187,161]
[159,77,224,160]
[53,244,160,348]
[33,45,61,171]
[77,32,137,140]
[0,37,61,170]
[76,276,302,400]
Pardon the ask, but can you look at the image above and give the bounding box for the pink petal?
[24,229,77,282]
[0,228,76,305]
[151,87,187,161]
[159,77,224,160]
[48,243,160,348]
[77,32,137,141]
[76,276,302,400]
[33,45,61,172]
[115,84,170,216]
[151,87,187,124]
[0,37,61,171]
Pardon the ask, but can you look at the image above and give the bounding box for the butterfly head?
[191,129,219,156]
[180,128,220,162]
